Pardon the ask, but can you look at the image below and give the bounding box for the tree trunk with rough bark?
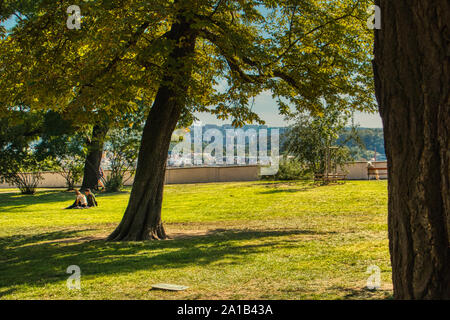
[81,122,108,190]
[373,0,450,299]
[107,17,197,241]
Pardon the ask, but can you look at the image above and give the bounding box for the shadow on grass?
[255,181,352,194]
[258,188,313,194]
[0,288,17,298]
[100,190,131,195]
[0,228,326,291]
[330,286,393,300]
[257,182,317,195]
[0,190,72,210]
[0,189,127,211]
[253,180,313,187]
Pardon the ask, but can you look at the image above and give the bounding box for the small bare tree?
[57,155,85,190]
[104,127,141,192]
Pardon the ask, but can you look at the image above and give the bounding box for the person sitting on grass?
[65,189,88,209]
[84,188,98,207]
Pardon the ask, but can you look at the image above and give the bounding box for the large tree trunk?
[81,122,109,190]
[373,0,450,299]
[107,17,197,241]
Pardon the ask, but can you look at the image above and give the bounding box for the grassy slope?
[0,180,391,300]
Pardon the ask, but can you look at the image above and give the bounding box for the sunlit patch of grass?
[0,180,391,299]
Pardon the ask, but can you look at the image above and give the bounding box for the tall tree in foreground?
[0,0,376,240]
[373,0,449,299]
[107,0,376,241]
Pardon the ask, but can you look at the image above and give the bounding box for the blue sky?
[2,16,382,128]
[195,92,382,128]
[1,17,16,29]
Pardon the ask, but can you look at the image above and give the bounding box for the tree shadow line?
[257,182,318,194]
[0,227,328,296]
[0,190,72,210]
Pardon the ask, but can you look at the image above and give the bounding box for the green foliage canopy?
[1,0,376,127]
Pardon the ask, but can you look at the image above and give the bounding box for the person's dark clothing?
[86,193,98,207]
[65,201,87,209]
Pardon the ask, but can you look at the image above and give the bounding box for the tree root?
[107,222,169,241]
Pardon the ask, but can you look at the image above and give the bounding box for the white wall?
[0,161,387,189]
[338,161,388,180]
[0,166,261,188]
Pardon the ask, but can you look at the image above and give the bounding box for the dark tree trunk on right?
[373,0,450,299]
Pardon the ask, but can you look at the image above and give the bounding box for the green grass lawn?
[0,180,392,300]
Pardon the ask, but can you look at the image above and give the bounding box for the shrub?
[104,172,124,193]
[7,172,43,194]
[262,158,312,181]
[0,157,47,194]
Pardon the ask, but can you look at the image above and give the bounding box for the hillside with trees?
[339,127,386,161]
